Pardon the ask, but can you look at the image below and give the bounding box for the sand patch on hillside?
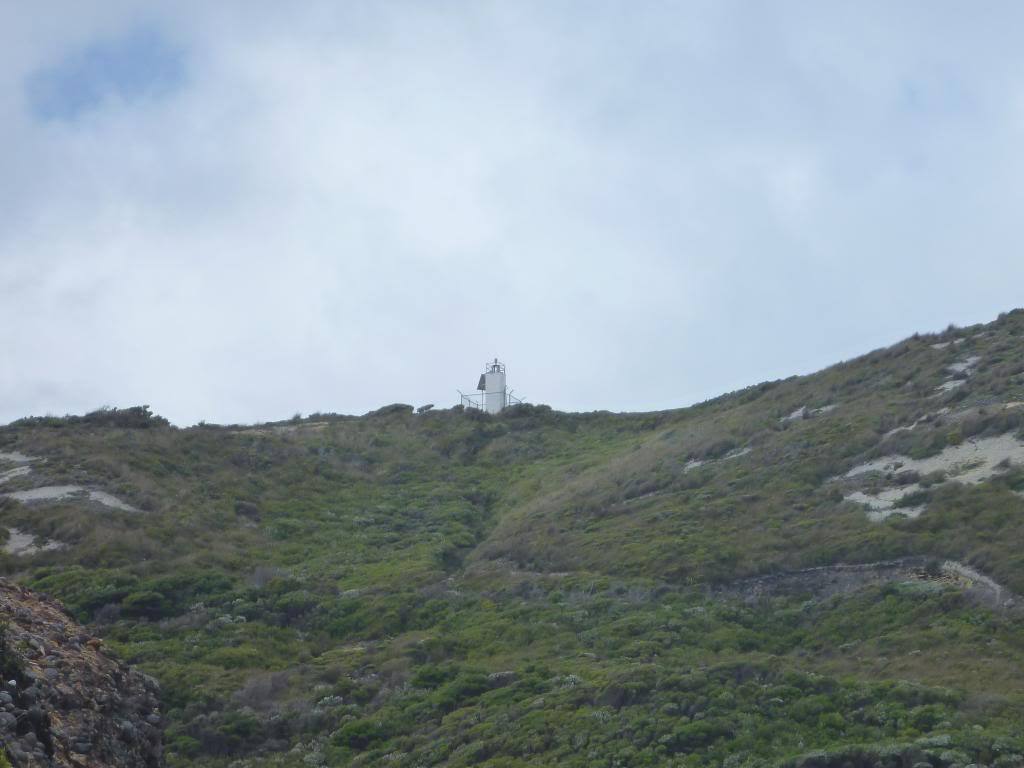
[0,466,31,485]
[947,356,981,375]
[6,485,83,503]
[885,403,1023,440]
[780,404,837,423]
[4,485,138,512]
[781,407,808,423]
[934,356,981,393]
[883,408,951,439]
[842,433,1024,521]
[2,528,66,556]
[844,490,926,522]
[87,490,138,512]
[846,434,1024,483]
[0,451,138,511]
[0,451,35,464]
[684,446,751,473]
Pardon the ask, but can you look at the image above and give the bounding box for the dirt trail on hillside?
[708,558,1017,611]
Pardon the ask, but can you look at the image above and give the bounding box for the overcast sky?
[2,2,1023,426]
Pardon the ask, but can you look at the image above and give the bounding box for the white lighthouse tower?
[482,359,507,414]
[459,358,522,413]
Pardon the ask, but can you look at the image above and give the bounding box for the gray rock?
[0,580,166,766]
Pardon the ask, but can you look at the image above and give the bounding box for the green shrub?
[434,671,490,712]
[120,591,170,620]
[333,717,390,749]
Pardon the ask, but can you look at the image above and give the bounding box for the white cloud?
[2,1,1024,424]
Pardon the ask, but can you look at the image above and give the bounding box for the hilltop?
[2,310,1024,767]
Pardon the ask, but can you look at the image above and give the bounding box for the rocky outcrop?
[0,580,163,767]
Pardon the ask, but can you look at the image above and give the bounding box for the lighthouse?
[481,359,507,414]
[459,358,523,413]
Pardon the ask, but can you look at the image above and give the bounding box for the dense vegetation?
[2,310,1024,766]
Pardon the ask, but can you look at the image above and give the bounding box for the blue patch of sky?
[25,26,186,122]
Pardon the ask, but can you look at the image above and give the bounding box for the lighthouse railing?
[458,391,485,410]
[458,390,523,411]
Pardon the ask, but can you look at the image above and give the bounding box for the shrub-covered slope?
[2,310,1024,767]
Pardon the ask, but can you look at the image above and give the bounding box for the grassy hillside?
[2,310,1024,767]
